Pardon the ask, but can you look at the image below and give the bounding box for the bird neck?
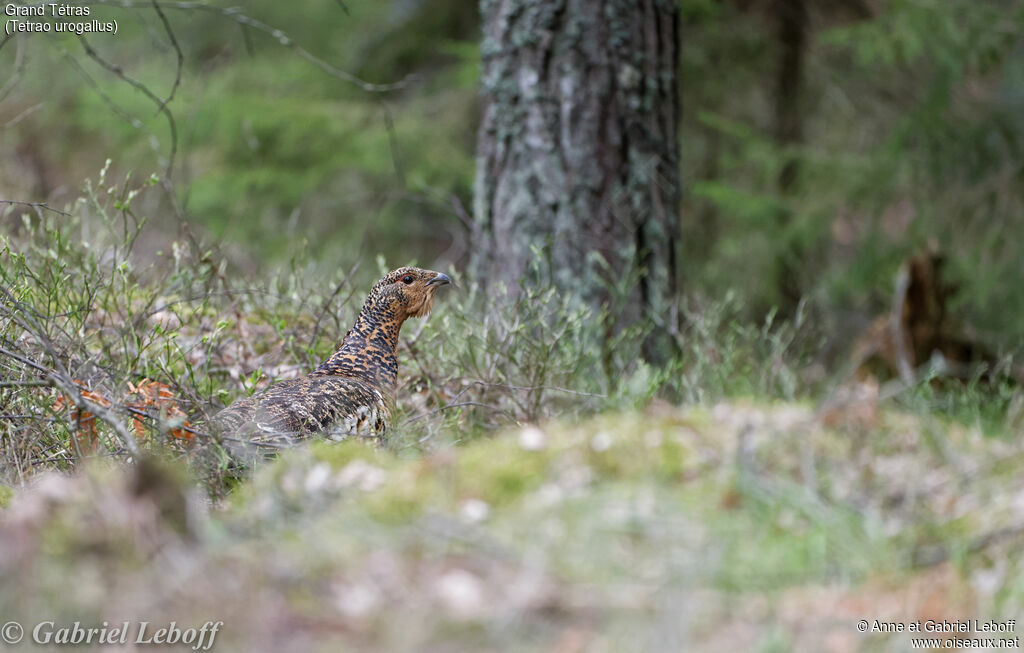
[314,304,404,389]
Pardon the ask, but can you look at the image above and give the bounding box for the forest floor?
[2,400,1022,652]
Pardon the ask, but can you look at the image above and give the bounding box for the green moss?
[454,438,551,506]
[0,485,13,508]
[362,464,442,524]
[539,414,696,483]
[309,439,391,470]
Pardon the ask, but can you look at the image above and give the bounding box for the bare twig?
[149,0,184,113]
[78,35,178,177]
[122,404,212,442]
[90,0,416,93]
[0,283,143,458]
[378,98,406,187]
[3,102,45,129]
[403,314,431,349]
[0,345,52,375]
[468,379,606,399]
[63,50,146,130]
[309,261,360,352]
[407,401,511,432]
[0,200,72,218]
[0,381,54,388]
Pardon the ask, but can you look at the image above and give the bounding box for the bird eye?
[402,275,414,285]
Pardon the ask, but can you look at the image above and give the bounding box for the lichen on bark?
[472,0,681,346]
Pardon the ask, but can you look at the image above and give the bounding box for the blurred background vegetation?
[2,0,1022,348]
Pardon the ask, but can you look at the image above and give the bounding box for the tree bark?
[773,0,808,313]
[472,0,680,345]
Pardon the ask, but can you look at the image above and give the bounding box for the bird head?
[365,266,452,322]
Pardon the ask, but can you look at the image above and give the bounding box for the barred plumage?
[212,267,451,451]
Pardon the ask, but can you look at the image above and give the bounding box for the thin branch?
[0,200,72,218]
[0,380,54,388]
[378,98,406,187]
[149,0,184,113]
[63,49,146,134]
[309,261,360,352]
[65,387,143,458]
[405,401,510,426]
[66,74,166,218]
[29,451,75,466]
[0,345,52,375]
[0,284,143,458]
[122,404,212,442]
[91,0,416,93]
[468,379,606,398]
[238,22,254,56]
[79,34,179,178]
[3,101,45,129]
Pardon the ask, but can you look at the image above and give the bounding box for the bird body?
[212,267,450,449]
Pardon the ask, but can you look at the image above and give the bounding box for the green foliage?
[3,184,1016,501]
[1,0,477,265]
[682,0,1024,346]
[354,0,479,83]
[5,0,1022,354]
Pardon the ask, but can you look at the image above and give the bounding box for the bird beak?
[427,273,451,287]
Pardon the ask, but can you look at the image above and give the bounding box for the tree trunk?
[773,0,808,313]
[472,0,681,350]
